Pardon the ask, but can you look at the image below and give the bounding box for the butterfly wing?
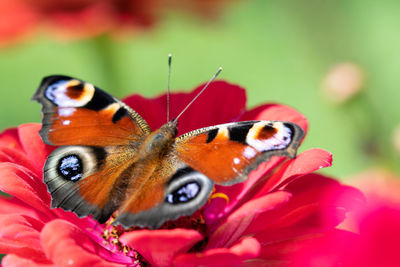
[113,120,304,229]
[32,75,151,146]
[44,145,138,223]
[33,75,150,223]
[175,120,305,185]
[113,158,214,229]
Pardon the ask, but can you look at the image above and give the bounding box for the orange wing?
[175,121,304,185]
[44,145,137,223]
[33,75,151,223]
[32,75,150,146]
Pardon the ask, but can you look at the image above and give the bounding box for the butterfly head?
[161,119,178,138]
[142,120,178,156]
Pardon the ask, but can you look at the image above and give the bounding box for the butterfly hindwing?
[114,158,214,229]
[175,121,305,185]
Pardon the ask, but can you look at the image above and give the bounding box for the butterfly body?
[140,121,177,159]
[33,75,305,229]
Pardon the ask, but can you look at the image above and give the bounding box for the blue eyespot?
[167,182,200,204]
[58,155,83,181]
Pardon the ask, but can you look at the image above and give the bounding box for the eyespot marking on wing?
[113,166,214,229]
[246,121,292,152]
[45,79,95,107]
[166,182,201,204]
[57,155,83,182]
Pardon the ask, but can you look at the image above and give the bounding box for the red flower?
[0,0,38,47]
[0,81,362,266]
[289,169,400,267]
[0,0,231,46]
[0,0,159,45]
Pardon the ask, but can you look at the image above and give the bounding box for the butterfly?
[32,75,305,229]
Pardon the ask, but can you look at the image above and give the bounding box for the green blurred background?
[0,0,399,178]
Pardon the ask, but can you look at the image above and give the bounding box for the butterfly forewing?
[32,75,150,146]
[175,121,304,185]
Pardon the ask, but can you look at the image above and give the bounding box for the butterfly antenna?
[175,67,222,122]
[167,53,172,122]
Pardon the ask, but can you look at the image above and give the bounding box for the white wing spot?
[45,80,94,107]
[246,122,292,152]
[59,108,75,116]
[243,147,257,159]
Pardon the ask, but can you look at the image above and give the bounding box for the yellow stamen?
[209,192,230,203]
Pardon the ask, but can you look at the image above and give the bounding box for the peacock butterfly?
[32,74,304,229]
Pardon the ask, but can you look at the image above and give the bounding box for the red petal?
[248,174,364,237]
[0,146,39,175]
[282,173,365,219]
[228,191,292,222]
[2,254,53,267]
[0,196,49,222]
[51,207,100,235]
[0,214,43,245]
[289,205,400,266]
[259,229,357,263]
[122,81,247,135]
[240,104,308,134]
[207,191,291,249]
[353,206,400,267]
[174,237,260,267]
[204,156,284,227]
[120,228,203,266]
[0,163,53,217]
[256,148,333,196]
[122,94,165,132]
[41,219,128,266]
[204,134,322,228]
[0,214,48,262]
[0,196,33,214]
[0,127,23,151]
[18,123,54,172]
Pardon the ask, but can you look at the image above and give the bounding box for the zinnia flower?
[0,81,363,266]
[289,168,400,267]
[0,0,232,47]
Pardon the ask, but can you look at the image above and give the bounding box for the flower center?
[101,191,225,260]
[102,217,146,265]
